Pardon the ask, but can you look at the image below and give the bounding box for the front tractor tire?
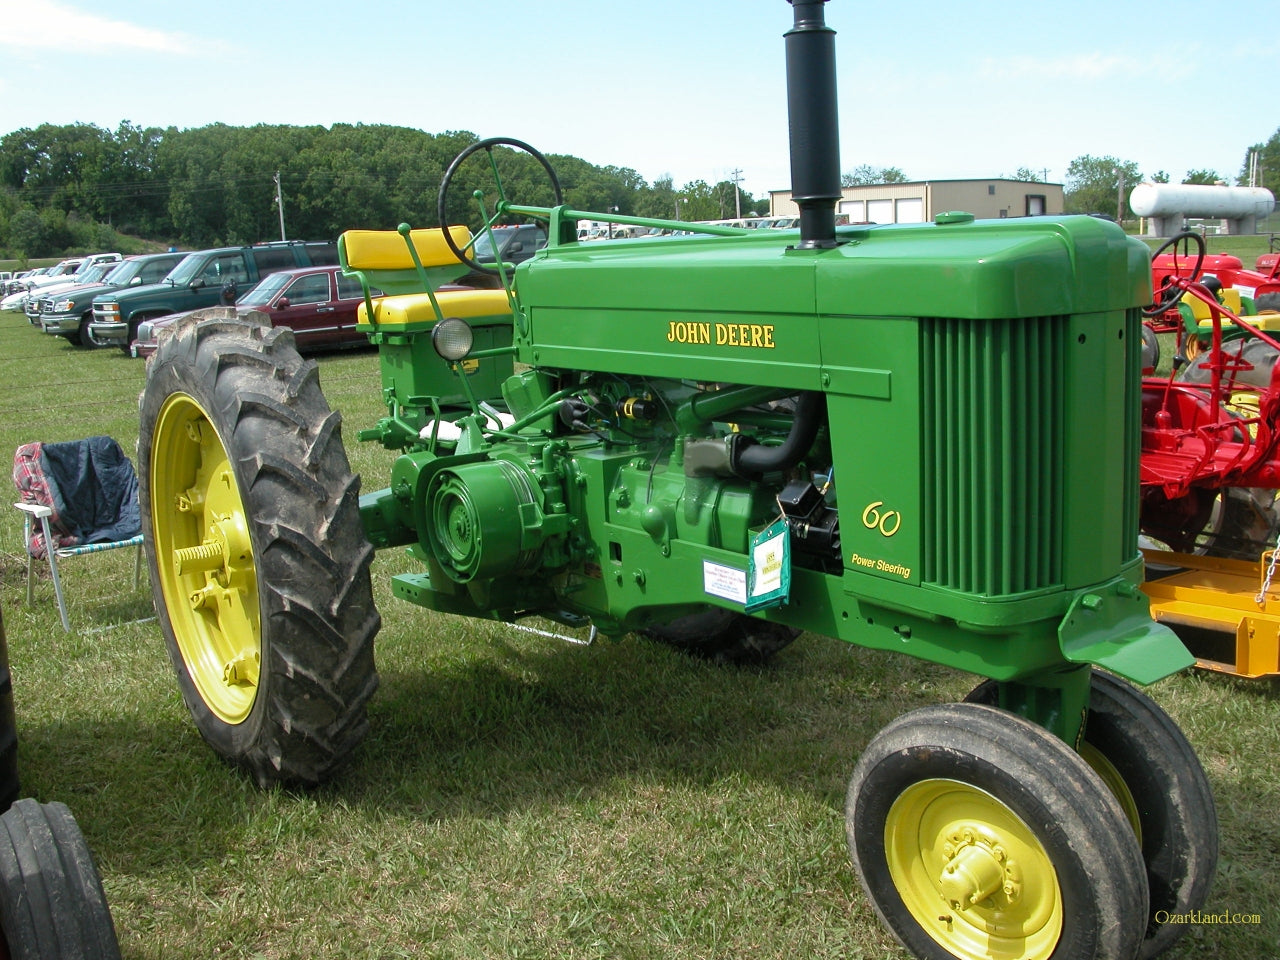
[847,703,1148,960]
[967,671,1218,959]
[139,315,380,788]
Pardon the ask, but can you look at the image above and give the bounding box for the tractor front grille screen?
[1119,308,1143,568]
[920,316,1065,596]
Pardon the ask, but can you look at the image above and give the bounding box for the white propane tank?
[1129,183,1274,219]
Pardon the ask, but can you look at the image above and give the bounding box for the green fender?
[1058,576,1194,684]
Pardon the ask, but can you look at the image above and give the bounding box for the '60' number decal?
[861,501,902,537]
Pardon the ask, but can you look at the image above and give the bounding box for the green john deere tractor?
[135,3,1216,958]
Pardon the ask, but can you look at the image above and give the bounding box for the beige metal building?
[769,179,1065,223]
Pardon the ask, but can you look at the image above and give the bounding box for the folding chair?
[13,438,144,632]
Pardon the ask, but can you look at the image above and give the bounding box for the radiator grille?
[1119,308,1142,566]
[920,317,1065,595]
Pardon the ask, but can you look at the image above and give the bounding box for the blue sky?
[0,0,1269,201]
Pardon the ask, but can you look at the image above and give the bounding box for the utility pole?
[1116,169,1125,224]
[730,168,744,219]
[273,171,286,241]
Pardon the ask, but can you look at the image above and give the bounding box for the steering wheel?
[1143,231,1206,317]
[436,137,564,276]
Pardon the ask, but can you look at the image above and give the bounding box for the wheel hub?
[937,828,1022,910]
[885,779,1062,960]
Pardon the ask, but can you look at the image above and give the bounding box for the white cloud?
[0,0,193,54]
[978,52,1148,82]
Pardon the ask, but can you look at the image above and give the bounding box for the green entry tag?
[746,518,790,612]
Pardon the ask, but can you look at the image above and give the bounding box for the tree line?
[3,120,1276,260]
[1061,127,1279,219]
[0,122,766,260]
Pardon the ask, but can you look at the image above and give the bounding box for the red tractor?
[1139,232,1280,676]
[1144,234,1280,350]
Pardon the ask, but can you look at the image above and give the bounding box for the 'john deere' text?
[667,321,776,349]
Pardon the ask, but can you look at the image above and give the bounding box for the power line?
[8,167,455,206]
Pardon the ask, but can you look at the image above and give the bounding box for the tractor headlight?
[431,317,474,361]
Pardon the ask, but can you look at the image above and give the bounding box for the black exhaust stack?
[785,0,840,249]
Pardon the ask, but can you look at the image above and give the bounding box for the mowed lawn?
[0,280,1277,958]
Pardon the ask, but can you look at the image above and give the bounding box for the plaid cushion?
[12,442,76,559]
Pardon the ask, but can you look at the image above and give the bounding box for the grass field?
[0,292,1277,958]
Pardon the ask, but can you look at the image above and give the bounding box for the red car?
[131,265,376,358]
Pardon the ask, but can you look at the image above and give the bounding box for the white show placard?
[702,560,747,604]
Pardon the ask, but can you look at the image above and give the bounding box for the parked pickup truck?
[39,252,187,345]
[87,240,338,351]
[24,262,119,325]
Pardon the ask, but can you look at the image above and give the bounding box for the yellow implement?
[1142,548,1280,679]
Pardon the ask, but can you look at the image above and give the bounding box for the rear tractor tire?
[642,608,799,665]
[139,315,380,787]
[1177,337,1280,390]
[1195,487,1278,562]
[0,799,121,960]
[1140,322,1160,372]
[0,609,17,812]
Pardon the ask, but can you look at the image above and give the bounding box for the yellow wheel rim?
[1081,742,1143,844]
[151,393,261,725]
[885,779,1063,960]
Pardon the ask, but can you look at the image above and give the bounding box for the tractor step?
[1142,548,1280,678]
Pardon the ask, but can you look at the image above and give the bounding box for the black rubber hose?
[731,391,825,477]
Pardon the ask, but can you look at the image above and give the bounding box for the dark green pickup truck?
[39,252,186,345]
[87,240,338,351]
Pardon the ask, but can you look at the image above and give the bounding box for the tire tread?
[141,317,380,788]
